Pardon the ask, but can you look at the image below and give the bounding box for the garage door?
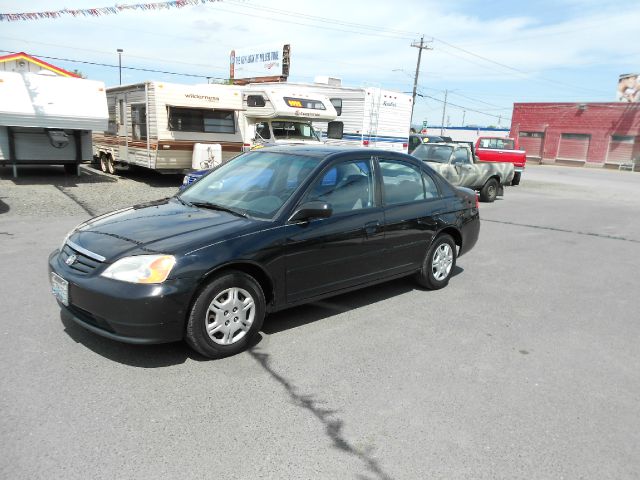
[607,135,636,164]
[519,131,544,159]
[558,133,590,161]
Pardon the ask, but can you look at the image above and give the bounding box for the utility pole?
[117,48,123,85]
[410,36,433,123]
[462,110,466,126]
[440,89,448,135]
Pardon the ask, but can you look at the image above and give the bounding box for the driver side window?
[304,159,374,214]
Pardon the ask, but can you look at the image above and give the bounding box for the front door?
[284,157,385,303]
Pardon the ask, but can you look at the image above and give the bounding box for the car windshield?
[179,151,319,219]
[411,144,454,163]
[271,121,319,141]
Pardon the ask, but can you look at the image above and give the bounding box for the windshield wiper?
[174,196,192,207]
[189,201,248,218]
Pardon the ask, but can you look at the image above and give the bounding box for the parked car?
[474,136,526,185]
[49,146,480,359]
[411,142,514,202]
[408,134,453,153]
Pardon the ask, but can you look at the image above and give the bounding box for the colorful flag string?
[0,0,222,22]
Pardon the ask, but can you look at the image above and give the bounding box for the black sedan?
[49,146,480,358]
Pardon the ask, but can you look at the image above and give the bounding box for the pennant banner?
[0,0,222,22]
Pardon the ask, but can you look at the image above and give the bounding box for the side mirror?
[289,201,332,222]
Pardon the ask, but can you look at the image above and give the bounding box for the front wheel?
[480,178,498,202]
[415,234,457,290]
[185,271,266,359]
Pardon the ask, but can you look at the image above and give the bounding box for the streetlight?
[117,48,123,85]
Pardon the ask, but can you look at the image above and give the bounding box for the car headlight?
[101,255,176,284]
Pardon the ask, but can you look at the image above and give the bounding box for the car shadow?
[0,165,116,186]
[263,267,463,335]
[58,266,463,367]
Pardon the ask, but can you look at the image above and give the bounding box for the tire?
[99,153,108,173]
[479,178,499,202]
[511,172,521,186]
[185,271,266,359]
[106,155,116,175]
[63,164,78,175]
[415,234,457,290]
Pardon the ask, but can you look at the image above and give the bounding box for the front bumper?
[49,250,195,344]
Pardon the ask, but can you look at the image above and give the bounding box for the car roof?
[253,145,417,161]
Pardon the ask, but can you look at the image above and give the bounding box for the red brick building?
[510,103,640,168]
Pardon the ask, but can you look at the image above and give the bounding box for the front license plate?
[51,272,69,306]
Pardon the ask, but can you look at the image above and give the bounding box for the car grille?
[60,244,102,275]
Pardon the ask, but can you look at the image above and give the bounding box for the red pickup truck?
[474,137,526,185]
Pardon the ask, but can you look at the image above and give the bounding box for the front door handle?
[364,221,381,237]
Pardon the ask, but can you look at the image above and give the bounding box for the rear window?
[479,138,515,150]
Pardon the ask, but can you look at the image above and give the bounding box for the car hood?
[68,198,256,261]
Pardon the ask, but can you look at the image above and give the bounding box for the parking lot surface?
[1,164,639,479]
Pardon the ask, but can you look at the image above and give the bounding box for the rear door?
[378,158,445,275]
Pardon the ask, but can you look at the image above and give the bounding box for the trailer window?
[168,107,236,134]
[131,104,147,141]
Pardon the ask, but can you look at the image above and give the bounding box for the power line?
[416,90,511,121]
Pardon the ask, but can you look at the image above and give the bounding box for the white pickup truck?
[411,142,514,202]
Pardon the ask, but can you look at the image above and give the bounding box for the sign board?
[230,44,290,81]
[617,73,640,102]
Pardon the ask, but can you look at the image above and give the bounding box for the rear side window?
[422,172,440,199]
[379,160,425,205]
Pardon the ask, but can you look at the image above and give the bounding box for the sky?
[1,0,639,127]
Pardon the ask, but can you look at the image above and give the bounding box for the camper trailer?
[93,81,337,174]
[0,71,108,177]
[247,78,413,153]
[92,81,245,174]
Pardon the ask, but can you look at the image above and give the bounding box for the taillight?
[475,193,480,209]
[402,143,408,148]
[362,140,369,147]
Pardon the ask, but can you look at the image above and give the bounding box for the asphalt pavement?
[1,163,639,479]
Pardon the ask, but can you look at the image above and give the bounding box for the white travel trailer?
[0,71,108,177]
[247,78,413,152]
[93,81,337,174]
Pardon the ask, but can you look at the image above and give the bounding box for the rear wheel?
[480,178,498,202]
[415,234,457,290]
[511,172,521,186]
[185,271,266,359]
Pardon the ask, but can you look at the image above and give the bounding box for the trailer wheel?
[106,155,116,175]
[99,153,108,173]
